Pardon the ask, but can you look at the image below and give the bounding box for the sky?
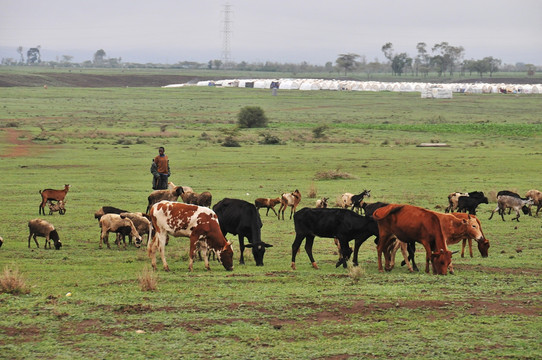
[1,0,541,66]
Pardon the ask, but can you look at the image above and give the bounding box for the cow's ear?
[245,243,253,248]
[264,243,273,248]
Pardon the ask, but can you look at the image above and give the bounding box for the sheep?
[525,189,542,216]
[315,197,329,208]
[94,206,130,220]
[489,195,534,221]
[254,197,281,216]
[168,181,193,194]
[146,186,184,213]
[181,191,213,208]
[47,200,66,215]
[39,184,70,215]
[28,218,62,250]
[278,189,301,220]
[119,212,152,245]
[99,213,142,249]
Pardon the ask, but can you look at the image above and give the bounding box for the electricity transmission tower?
[221,3,233,67]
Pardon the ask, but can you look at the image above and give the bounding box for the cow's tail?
[372,205,403,221]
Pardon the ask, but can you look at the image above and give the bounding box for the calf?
[278,189,302,220]
[213,198,272,266]
[28,218,62,250]
[489,195,533,221]
[291,207,375,270]
[254,197,281,216]
[99,214,142,249]
[148,201,233,272]
[456,194,488,215]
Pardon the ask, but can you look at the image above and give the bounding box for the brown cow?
[148,200,233,272]
[373,204,454,275]
[391,212,487,274]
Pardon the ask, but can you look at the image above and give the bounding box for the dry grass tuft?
[347,262,365,283]
[314,169,355,180]
[307,182,318,198]
[0,265,30,295]
[138,266,158,292]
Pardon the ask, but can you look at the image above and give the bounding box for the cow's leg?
[147,233,159,271]
[398,242,414,272]
[199,242,211,270]
[377,232,393,272]
[468,239,473,257]
[238,235,245,265]
[420,242,432,274]
[291,234,305,270]
[304,235,318,269]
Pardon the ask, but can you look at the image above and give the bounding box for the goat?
[99,213,142,249]
[525,189,542,216]
[47,200,66,215]
[28,218,62,250]
[254,197,281,216]
[0,236,3,248]
[489,195,534,221]
[181,191,213,208]
[340,190,371,213]
[119,212,152,245]
[278,189,302,220]
[39,184,70,215]
[315,197,329,208]
[94,206,129,220]
[146,186,184,213]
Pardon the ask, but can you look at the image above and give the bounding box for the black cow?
[291,207,378,270]
[213,198,272,266]
[457,193,488,215]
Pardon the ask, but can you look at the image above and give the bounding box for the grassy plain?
[0,83,541,359]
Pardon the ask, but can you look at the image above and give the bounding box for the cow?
[456,193,489,215]
[148,201,233,272]
[373,204,454,275]
[291,207,376,270]
[445,192,468,213]
[213,198,272,266]
[452,213,490,258]
[278,189,301,220]
[393,211,487,274]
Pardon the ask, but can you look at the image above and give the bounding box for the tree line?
[2,45,538,79]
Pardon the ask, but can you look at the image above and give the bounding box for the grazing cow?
[451,213,490,258]
[393,212,486,274]
[39,184,70,215]
[489,195,533,221]
[213,198,272,266]
[291,207,376,270]
[525,189,542,216]
[373,204,454,275]
[148,201,233,272]
[254,197,281,216]
[456,193,488,215]
[278,189,302,220]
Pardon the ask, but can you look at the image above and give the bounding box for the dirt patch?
[0,128,36,158]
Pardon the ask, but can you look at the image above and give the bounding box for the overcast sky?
[1,0,541,65]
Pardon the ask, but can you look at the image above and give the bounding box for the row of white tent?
[163,78,542,95]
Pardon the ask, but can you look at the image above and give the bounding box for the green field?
[0,82,541,359]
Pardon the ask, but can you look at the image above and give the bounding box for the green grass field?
[0,82,541,359]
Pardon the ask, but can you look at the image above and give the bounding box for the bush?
[312,125,329,139]
[0,265,30,295]
[138,266,158,292]
[259,132,282,145]
[237,106,268,128]
[222,136,241,147]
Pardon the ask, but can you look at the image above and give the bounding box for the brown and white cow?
[373,204,454,275]
[148,200,234,272]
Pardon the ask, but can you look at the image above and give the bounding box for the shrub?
[312,125,329,139]
[307,182,317,198]
[314,169,355,180]
[222,136,241,147]
[237,106,268,128]
[347,262,365,283]
[259,132,282,145]
[138,266,158,292]
[0,265,30,295]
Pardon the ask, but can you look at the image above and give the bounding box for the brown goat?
[278,189,302,220]
[39,184,70,215]
[254,197,281,216]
